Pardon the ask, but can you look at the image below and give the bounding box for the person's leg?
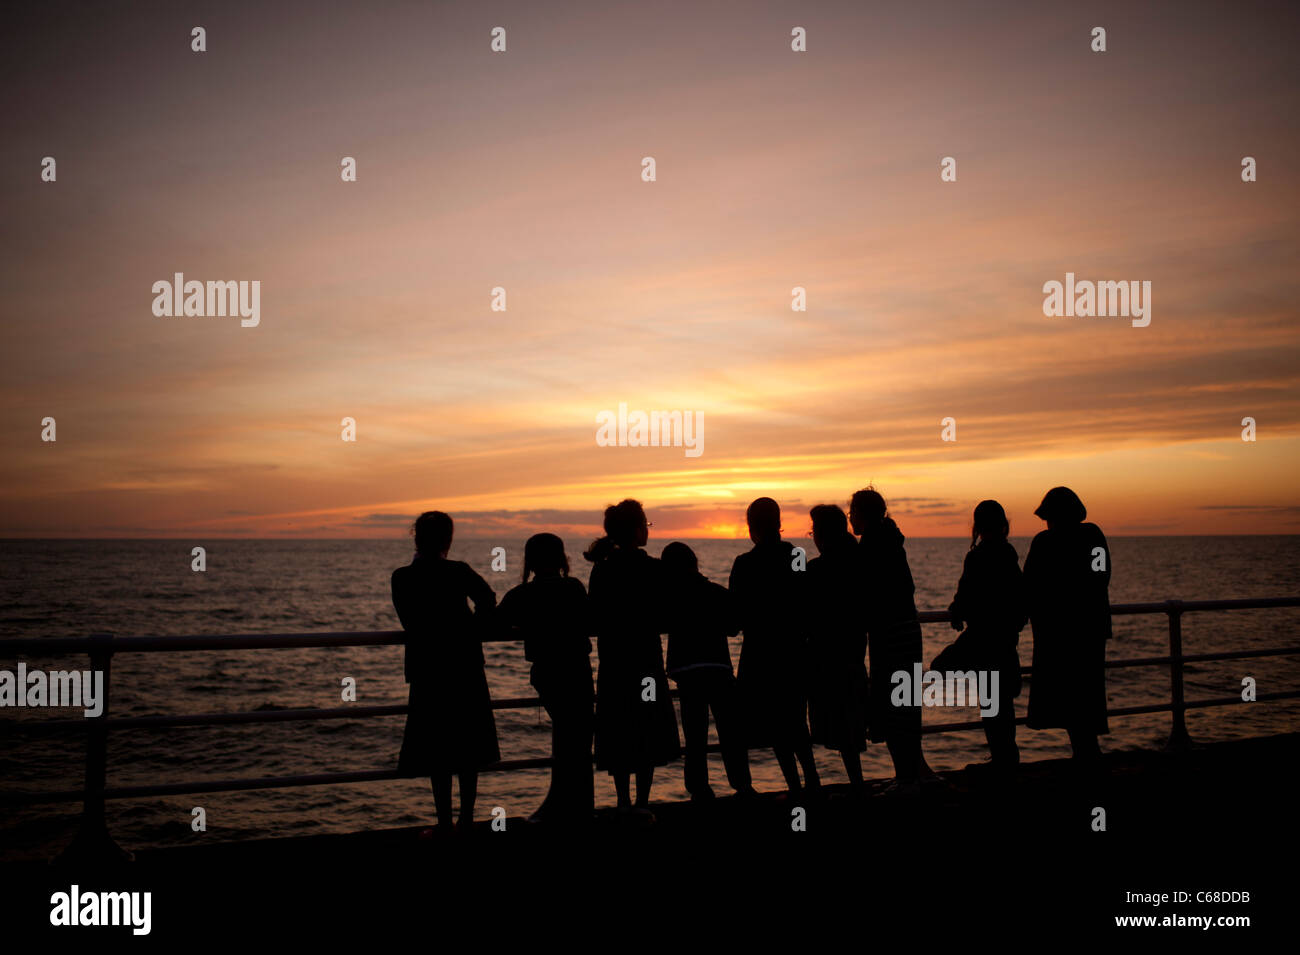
[1067,725,1101,762]
[712,677,753,793]
[432,773,453,827]
[634,766,654,808]
[774,747,802,790]
[555,696,592,820]
[892,673,925,784]
[613,771,632,808]
[679,682,709,797]
[577,687,595,815]
[886,734,920,783]
[797,743,821,790]
[792,694,820,789]
[458,771,478,827]
[983,689,1019,769]
[551,666,595,820]
[1004,684,1020,766]
[981,715,1000,765]
[840,748,864,789]
[982,715,1012,769]
[1002,713,1020,768]
[533,697,561,820]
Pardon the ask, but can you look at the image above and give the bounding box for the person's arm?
[495,586,521,639]
[587,562,609,638]
[949,552,973,631]
[790,554,814,646]
[727,557,748,633]
[571,578,594,639]
[718,581,740,637]
[390,569,413,631]
[463,564,497,643]
[650,556,670,635]
[1093,527,1113,640]
[391,568,419,682]
[903,553,917,598]
[1094,528,1112,591]
[465,564,497,614]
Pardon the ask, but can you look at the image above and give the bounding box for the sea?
[2,536,1298,860]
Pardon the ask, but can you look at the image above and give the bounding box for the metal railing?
[2,596,1299,860]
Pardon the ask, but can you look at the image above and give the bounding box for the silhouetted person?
[498,533,594,824]
[850,487,924,790]
[584,500,680,813]
[729,497,820,794]
[392,511,498,834]
[806,505,870,792]
[661,541,755,800]
[936,500,1026,773]
[1023,487,1111,764]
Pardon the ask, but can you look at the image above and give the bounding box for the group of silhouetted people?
[389,485,1112,832]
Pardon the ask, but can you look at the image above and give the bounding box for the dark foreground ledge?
[140,731,1300,855]
[3,734,1294,939]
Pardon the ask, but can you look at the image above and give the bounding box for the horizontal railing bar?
[922,689,1300,732]
[0,631,409,655]
[0,704,408,732]
[1,697,545,732]
[1180,691,1300,710]
[1,596,1296,656]
[1177,646,1300,664]
[1101,646,1300,669]
[917,596,1300,623]
[5,645,1299,734]
[1109,596,1300,614]
[5,690,1298,805]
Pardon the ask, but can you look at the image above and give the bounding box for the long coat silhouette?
[806,536,869,753]
[728,539,812,750]
[857,518,923,744]
[588,546,680,773]
[391,555,500,774]
[1023,523,1112,734]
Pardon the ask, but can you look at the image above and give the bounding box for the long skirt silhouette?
[398,671,500,775]
[1024,522,1112,735]
[1026,628,1109,734]
[737,645,812,751]
[867,617,923,744]
[594,665,680,774]
[809,634,869,752]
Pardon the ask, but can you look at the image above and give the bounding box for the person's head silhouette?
[746,497,782,545]
[849,487,888,536]
[809,503,850,555]
[522,532,569,582]
[660,541,699,577]
[412,511,453,558]
[584,498,649,561]
[971,499,1010,548]
[1034,486,1086,530]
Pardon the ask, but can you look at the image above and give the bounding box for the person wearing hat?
[1023,487,1112,764]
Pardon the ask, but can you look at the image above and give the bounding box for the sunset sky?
[3,0,1298,539]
